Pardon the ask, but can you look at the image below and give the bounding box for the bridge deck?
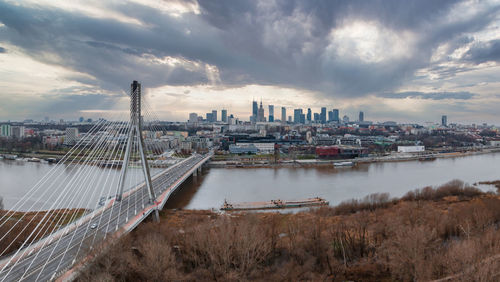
[0,153,211,282]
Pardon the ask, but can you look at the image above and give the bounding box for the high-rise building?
[11,126,25,139]
[314,113,320,122]
[268,105,274,122]
[359,111,364,122]
[79,117,84,123]
[212,110,217,122]
[221,109,228,123]
[252,100,258,123]
[333,109,340,122]
[288,116,292,123]
[64,127,79,145]
[328,111,333,122]
[281,107,286,123]
[206,112,212,122]
[257,101,265,122]
[320,107,327,123]
[0,124,11,137]
[300,114,306,124]
[442,115,447,127]
[188,113,198,123]
[307,108,312,122]
[293,109,303,123]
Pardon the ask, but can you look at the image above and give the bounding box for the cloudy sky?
[0,0,499,124]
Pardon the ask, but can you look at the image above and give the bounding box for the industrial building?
[315,145,368,159]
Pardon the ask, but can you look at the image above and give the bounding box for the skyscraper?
[328,111,333,122]
[320,107,327,123]
[314,113,320,122]
[293,109,303,124]
[188,113,198,123]
[281,107,286,123]
[268,105,274,122]
[359,111,364,122]
[300,113,306,124]
[257,101,265,122]
[252,100,258,123]
[307,108,312,122]
[442,115,447,127]
[221,109,228,123]
[333,109,340,122]
[212,110,217,122]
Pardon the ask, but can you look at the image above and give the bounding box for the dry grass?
[76,180,500,281]
[0,209,87,256]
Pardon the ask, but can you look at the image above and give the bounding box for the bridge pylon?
[116,80,159,222]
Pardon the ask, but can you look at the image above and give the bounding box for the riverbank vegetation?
[0,209,87,256]
[77,179,500,281]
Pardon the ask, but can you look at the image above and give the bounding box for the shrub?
[333,193,394,215]
[402,180,482,201]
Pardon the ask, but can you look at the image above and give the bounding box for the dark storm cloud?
[0,1,217,91]
[39,93,122,113]
[196,0,499,96]
[0,0,498,97]
[463,39,500,64]
[0,46,6,53]
[0,92,124,120]
[378,91,476,100]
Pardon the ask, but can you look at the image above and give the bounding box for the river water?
[0,159,161,211]
[2,153,500,211]
[167,152,500,210]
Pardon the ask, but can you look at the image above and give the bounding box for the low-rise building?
[236,142,275,153]
[489,139,500,147]
[397,145,425,153]
[229,144,258,154]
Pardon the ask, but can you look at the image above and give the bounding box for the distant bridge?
[0,81,213,281]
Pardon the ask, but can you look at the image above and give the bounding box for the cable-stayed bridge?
[0,81,212,281]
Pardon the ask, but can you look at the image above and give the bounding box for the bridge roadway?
[0,153,210,282]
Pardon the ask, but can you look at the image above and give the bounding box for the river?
[0,159,161,211]
[167,152,500,210]
[1,153,500,211]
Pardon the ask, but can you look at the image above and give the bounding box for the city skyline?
[0,1,499,124]
[1,2,500,280]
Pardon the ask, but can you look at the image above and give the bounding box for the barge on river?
[221,197,329,211]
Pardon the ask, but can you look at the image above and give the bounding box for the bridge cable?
[7,117,129,280]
